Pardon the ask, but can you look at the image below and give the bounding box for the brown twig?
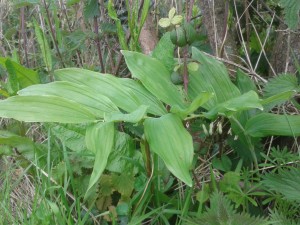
[113,32,131,75]
[187,0,195,22]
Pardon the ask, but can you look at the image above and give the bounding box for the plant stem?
[59,0,83,67]
[144,140,152,178]
[42,0,65,68]
[93,16,105,73]
[20,7,29,67]
[230,116,258,170]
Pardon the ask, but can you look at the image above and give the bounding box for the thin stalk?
[144,140,152,178]
[230,116,258,170]
[42,0,65,68]
[59,0,83,67]
[186,0,195,23]
[183,47,189,93]
[93,17,105,73]
[20,7,29,67]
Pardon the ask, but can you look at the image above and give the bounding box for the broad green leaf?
[245,113,300,137]
[105,105,148,123]
[189,48,240,109]
[54,68,140,112]
[204,91,263,119]
[0,96,97,123]
[85,122,114,198]
[34,21,52,71]
[263,74,299,98]
[18,81,119,117]
[0,130,34,146]
[120,78,167,116]
[171,92,214,118]
[152,32,176,73]
[0,57,40,88]
[144,114,193,186]
[122,51,187,108]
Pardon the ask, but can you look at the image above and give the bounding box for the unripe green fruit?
[184,23,197,44]
[171,71,184,85]
[170,23,197,47]
[170,27,187,47]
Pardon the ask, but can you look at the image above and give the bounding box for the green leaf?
[279,0,300,29]
[13,0,39,8]
[245,113,300,137]
[171,92,214,118]
[104,105,148,123]
[171,15,183,25]
[85,122,114,198]
[18,81,119,118]
[189,48,241,110]
[112,173,134,196]
[106,132,140,174]
[120,79,167,116]
[168,7,176,19]
[122,51,187,108]
[236,69,258,94]
[84,0,100,19]
[186,192,268,225]
[152,32,176,73]
[144,114,193,186]
[5,59,19,94]
[263,73,299,98]
[0,57,40,88]
[34,20,52,71]
[204,91,263,119]
[0,130,34,147]
[107,0,128,50]
[54,68,140,112]
[138,0,151,39]
[0,96,97,123]
[262,168,300,202]
[261,90,295,111]
[50,124,87,152]
[158,18,171,28]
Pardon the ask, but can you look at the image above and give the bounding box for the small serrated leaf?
[171,15,183,25]
[279,0,300,29]
[158,18,171,28]
[168,7,176,19]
